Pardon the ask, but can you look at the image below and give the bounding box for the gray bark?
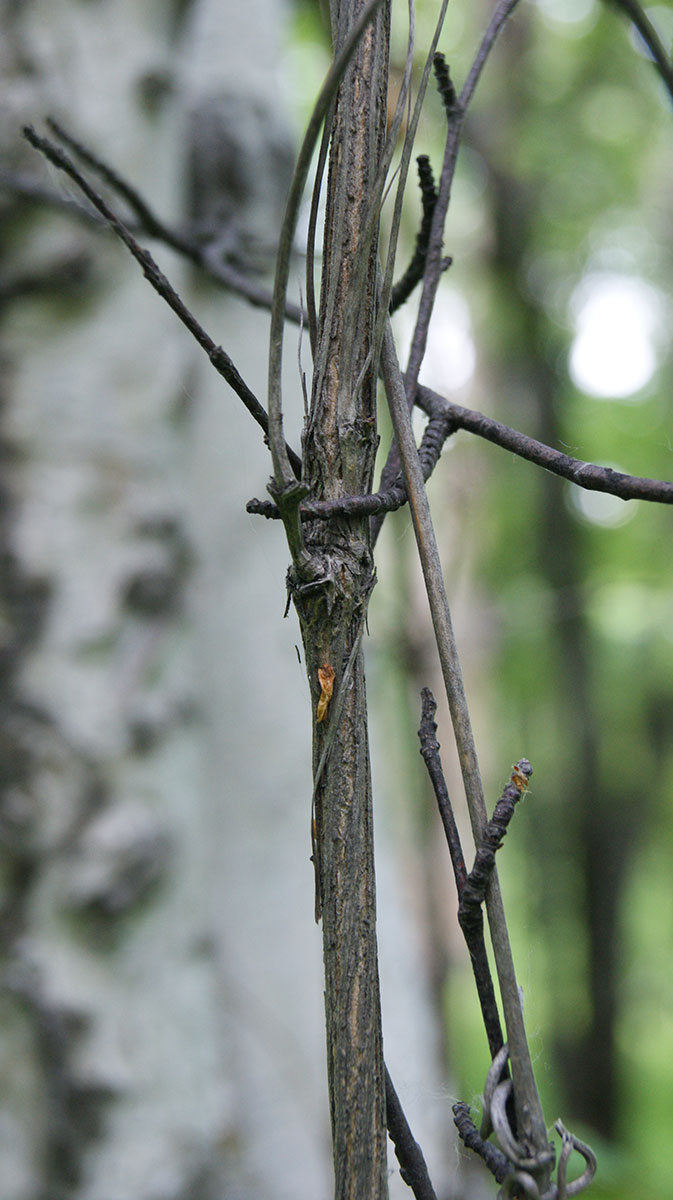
[293,2,391,1196]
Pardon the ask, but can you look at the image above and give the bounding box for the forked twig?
[420,388,673,505]
[418,689,505,1059]
[380,319,550,1178]
[16,121,304,322]
[453,1101,510,1182]
[247,395,453,522]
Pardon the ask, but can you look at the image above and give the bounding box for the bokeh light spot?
[569,275,661,399]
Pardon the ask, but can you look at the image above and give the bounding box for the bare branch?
[47,116,186,247]
[371,0,451,391]
[389,156,448,314]
[459,0,522,112]
[385,1067,438,1200]
[458,760,532,941]
[420,387,673,504]
[405,0,521,394]
[401,55,462,398]
[417,688,468,893]
[22,125,302,478]
[452,1102,510,1183]
[604,0,673,105]
[380,320,550,1180]
[375,2,521,532]
[418,689,506,1060]
[248,394,453,522]
[7,124,303,322]
[253,370,673,530]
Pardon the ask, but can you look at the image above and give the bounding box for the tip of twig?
[432,52,459,116]
[510,758,532,793]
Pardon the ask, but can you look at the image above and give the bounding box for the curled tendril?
[499,1171,540,1199]
[551,1122,597,1200]
[480,1042,510,1140]
[478,1049,596,1200]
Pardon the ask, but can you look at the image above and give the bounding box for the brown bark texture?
[289,1,391,1196]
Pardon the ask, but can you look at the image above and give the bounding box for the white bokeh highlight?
[394,288,476,395]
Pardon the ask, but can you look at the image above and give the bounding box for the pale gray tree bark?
[1,4,231,1198]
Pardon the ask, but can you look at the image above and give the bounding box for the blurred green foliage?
[289,0,672,1194]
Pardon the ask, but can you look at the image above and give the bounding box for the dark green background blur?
[292,1,673,1195]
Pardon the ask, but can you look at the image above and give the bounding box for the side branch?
[458,759,532,941]
[421,388,673,505]
[19,119,304,322]
[22,125,302,479]
[389,156,446,314]
[452,1102,510,1183]
[381,323,550,1174]
[604,0,673,104]
[248,400,454,522]
[417,689,505,1059]
[250,376,673,530]
[385,1068,438,1200]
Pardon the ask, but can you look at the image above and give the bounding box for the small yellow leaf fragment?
[316,664,335,723]
[510,758,532,793]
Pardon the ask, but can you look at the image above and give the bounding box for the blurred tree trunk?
[0,1,320,1196]
[0,4,231,1197]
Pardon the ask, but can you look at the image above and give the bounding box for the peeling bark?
[295,2,391,1196]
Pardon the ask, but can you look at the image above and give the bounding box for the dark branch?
[417,689,505,1060]
[452,1102,510,1183]
[390,156,451,314]
[432,53,460,119]
[404,0,522,399]
[458,760,531,942]
[385,1067,438,1200]
[47,117,187,247]
[419,387,673,505]
[251,371,673,526]
[604,0,673,105]
[11,120,302,323]
[418,688,467,893]
[247,402,455,522]
[23,125,302,479]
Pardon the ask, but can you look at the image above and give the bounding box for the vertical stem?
[381,326,551,1185]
